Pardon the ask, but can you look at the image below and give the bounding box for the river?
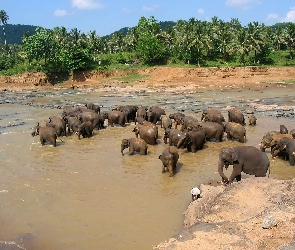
[0,85,295,249]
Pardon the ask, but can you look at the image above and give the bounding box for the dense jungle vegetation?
[0,12,295,78]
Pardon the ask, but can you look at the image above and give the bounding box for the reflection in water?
[0,86,295,249]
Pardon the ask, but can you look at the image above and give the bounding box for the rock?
[262,215,277,229]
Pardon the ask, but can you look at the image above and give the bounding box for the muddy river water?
[1,84,295,249]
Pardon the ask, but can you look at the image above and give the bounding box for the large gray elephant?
[77,121,94,139]
[63,116,81,134]
[218,146,269,184]
[198,121,224,142]
[103,110,127,127]
[180,116,198,131]
[163,128,186,146]
[77,111,102,129]
[113,105,137,123]
[31,125,57,147]
[121,138,148,155]
[201,108,225,125]
[228,108,245,126]
[136,106,148,120]
[147,106,166,124]
[158,146,179,177]
[224,122,246,143]
[133,124,157,145]
[248,114,257,126]
[177,129,206,153]
[47,116,67,137]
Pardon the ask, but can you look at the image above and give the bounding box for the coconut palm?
[0,10,9,45]
[286,23,295,59]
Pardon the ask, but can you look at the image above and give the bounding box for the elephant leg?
[289,153,295,166]
[139,148,146,155]
[235,174,242,182]
[229,164,242,182]
[191,145,197,153]
[168,166,174,177]
[162,165,166,173]
[129,146,134,155]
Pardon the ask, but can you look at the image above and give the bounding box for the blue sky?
[1,0,295,36]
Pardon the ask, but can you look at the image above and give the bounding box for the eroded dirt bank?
[154,177,295,250]
[1,66,295,92]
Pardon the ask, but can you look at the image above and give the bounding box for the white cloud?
[266,13,279,21]
[54,9,68,17]
[282,6,295,22]
[142,5,159,12]
[122,7,133,13]
[198,8,204,14]
[225,0,259,10]
[71,0,103,10]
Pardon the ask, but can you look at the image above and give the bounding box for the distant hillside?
[102,21,176,40]
[0,24,37,45]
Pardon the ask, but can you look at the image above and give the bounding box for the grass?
[282,79,295,84]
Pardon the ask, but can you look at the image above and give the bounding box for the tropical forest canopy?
[0,12,295,77]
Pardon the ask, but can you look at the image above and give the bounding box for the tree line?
[0,13,295,76]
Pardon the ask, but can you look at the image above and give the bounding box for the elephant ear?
[231,148,238,162]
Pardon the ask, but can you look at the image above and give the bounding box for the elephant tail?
[267,162,271,178]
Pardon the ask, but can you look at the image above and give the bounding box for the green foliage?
[136,33,167,63]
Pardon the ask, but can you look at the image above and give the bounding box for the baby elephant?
[77,121,94,139]
[248,114,257,126]
[121,138,148,155]
[158,146,179,177]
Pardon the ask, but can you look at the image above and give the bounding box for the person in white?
[191,187,201,201]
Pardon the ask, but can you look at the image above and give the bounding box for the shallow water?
[1,85,295,249]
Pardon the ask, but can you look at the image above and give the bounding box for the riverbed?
[1,85,295,249]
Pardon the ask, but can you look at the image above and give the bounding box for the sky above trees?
[1,0,295,36]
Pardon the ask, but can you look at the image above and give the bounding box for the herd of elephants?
[30,101,295,185]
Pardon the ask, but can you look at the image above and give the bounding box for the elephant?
[136,106,148,120]
[177,129,206,153]
[113,105,137,123]
[198,121,224,142]
[62,106,81,117]
[260,132,291,152]
[134,116,146,125]
[77,121,94,139]
[228,108,245,126]
[132,124,157,145]
[163,128,187,146]
[77,111,100,129]
[47,116,67,137]
[85,102,100,114]
[290,129,295,139]
[169,112,185,129]
[248,114,257,126]
[276,137,295,166]
[160,115,172,130]
[121,138,148,155]
[224,122,246,143]
[138,120,159,138]
[147,106,166,124]
[218,146,270,184]
[31,125,57,147]
[280,125,288,134]
[201,108,225,125]
[158,146,179,177]
[63,116,81,134]
[103,110,127,127]
[180,116,198,131]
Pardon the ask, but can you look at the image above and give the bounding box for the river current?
[0,85,295,249]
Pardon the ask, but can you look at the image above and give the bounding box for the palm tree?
[286,23,295,59]
[0,10,9,45]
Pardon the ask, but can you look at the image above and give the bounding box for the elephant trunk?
[177,134,187,149]
[121,145,126,155]
[218,159,229,183]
